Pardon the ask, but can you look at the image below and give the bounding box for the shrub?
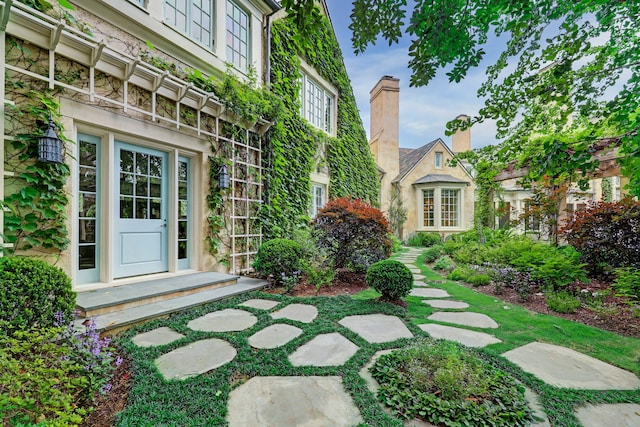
[292,229,335,290]
[370,339,532,427]
[468,273,492,287]
[612,267,640,304]
[366,259,413,300]
[562,197,640,276]
[406,232,442,247]
[423,244,443,263]
[0,256,75,333]
[546,291,581,314]
[252,239,304,284]
[433,256,455,272]
[447,266,472,281]
[313,197,392,270]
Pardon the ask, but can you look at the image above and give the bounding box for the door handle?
[161,219,167,228]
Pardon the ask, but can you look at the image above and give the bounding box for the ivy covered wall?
[262,14,380,238]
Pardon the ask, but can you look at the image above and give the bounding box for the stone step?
[76,272,240,317]
[76,277,267,334]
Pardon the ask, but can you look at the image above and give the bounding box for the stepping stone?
[248,324,303,349]
[155,338,236,380]
[428,312,499,329]
[271,303,318,323]
[410,288,450,298]
[289,332,359,366]
[131,327,184,347]
[413,274,425,280]
[359,349,397,393]
[239,298,279,310]
[408,268,421,273]
[413,280,429,287]
[575,403,640,427]
[423,299,469,309]
[227,376,362,427]
[187,308,257,332]
[418,323,501,347]
[339,313,414,343]
[524,387,551,427]
[503,342,640,390]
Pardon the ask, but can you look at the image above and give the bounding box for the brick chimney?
[369,76,400,181]
[451,114,471,153]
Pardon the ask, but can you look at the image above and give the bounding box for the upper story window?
[435,152,443,168]
[300,72,334,134]
[129,0,146,6]
[164,0,213,48]
[226,0,249,70]
[310,184,326,218]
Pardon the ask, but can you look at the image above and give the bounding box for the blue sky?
[324,1,502,150]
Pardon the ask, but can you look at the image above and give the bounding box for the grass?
[114,249,640,427]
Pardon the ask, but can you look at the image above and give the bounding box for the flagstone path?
[130,248,640,426]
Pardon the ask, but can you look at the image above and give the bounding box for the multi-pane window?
[300,72,334,134]
[441,189,459,227]
[435,152,443,168]
[311,184,325,218]
[524,201,540,231]
[78,138,99,272]
[226,0,249,70]
[178,159,189,264]
[423,189,434,227]
[164,0,213,48]
[119,150,163,220]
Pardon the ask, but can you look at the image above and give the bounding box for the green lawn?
[115,249,640,426]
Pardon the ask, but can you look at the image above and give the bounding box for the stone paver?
[155,338,236,380]
[187,308,257,332]
[227,376,362,427]
[408,267,421,273]
[422,299,469,309]
[413,274,425,280]
[289,333,359,366]
[359,349,397,393]
[503,342,640,390]
[575,403,640,427]
[418,323,501,348]
[248,324,303,349]
[428,312,499,329]
[271,303,318,323]
[410,288,450,298]
[339,313,414,343]
[524,387,551,427]
[131,327,184,347]
[240,298,280,310]
[413,280,429,287]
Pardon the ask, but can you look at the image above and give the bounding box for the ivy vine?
[263,14,380,239]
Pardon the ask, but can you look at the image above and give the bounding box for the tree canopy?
[283,0,640,196]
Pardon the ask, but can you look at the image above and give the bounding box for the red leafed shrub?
[312,197,392,272]
[561,197,640,277]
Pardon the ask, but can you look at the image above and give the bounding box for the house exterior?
[1,0,378,290]
[369,76,475,239]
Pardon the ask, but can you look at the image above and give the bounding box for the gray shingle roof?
[392,139,440,183]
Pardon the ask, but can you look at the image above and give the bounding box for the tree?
[283,0,640,196]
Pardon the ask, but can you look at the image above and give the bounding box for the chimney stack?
[451,114,471,153]
[369,76,400,180]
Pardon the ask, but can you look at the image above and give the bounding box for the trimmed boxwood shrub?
[252,238,304,283]
[370,339,533,427]
[0,256,75,333]
[366,259,413,300]
[423,244,444,263]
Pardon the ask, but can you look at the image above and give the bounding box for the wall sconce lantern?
[37,115,63,164]
[218,164,230,189]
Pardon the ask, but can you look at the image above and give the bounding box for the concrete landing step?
[76,272,240,317]
[76,276,267,334]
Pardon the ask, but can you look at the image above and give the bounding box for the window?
[311,184,325,218]
[524,201,540,232]
[435,152,443,168]
[77,134,101,284]
[300,72,334,134]
[226,0,249,70]
[423,189,434,227]
[129,0,146,6]
[441,189,459,227]
[178,159,190,268]
[164,0,213,48]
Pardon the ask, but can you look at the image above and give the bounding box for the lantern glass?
[38,117,63,163]
[218,164,230,189]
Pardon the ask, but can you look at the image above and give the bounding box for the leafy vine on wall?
[263,14,380,239]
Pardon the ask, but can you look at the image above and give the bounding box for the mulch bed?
[83,267,638,425]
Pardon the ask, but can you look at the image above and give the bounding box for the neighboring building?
[368,76,475,239]
[1,0,376,290]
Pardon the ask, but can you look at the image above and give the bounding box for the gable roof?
[392,139,440,183]
[412,174,470,185]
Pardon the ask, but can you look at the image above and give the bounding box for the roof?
[393,139,440,183]
[412,174,470,185]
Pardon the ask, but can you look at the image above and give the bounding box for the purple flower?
[115,356,123,367]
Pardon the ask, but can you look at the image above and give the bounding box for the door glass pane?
[120,173,134,195]
[135,175,148,197]
[120,196,134,218]
[135,197,149,219]
[150,177,162,197]
[78,219,96,243]
[150,156,162,177]
[178,220,187,239]
[79,194,96,218]
[79,142,96,167]
[79,167,96,192]
[136,152,148,175]
[120,150,134,172]
[150,198,162,219]
[178,200,188,219]
[79,246,96,270]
